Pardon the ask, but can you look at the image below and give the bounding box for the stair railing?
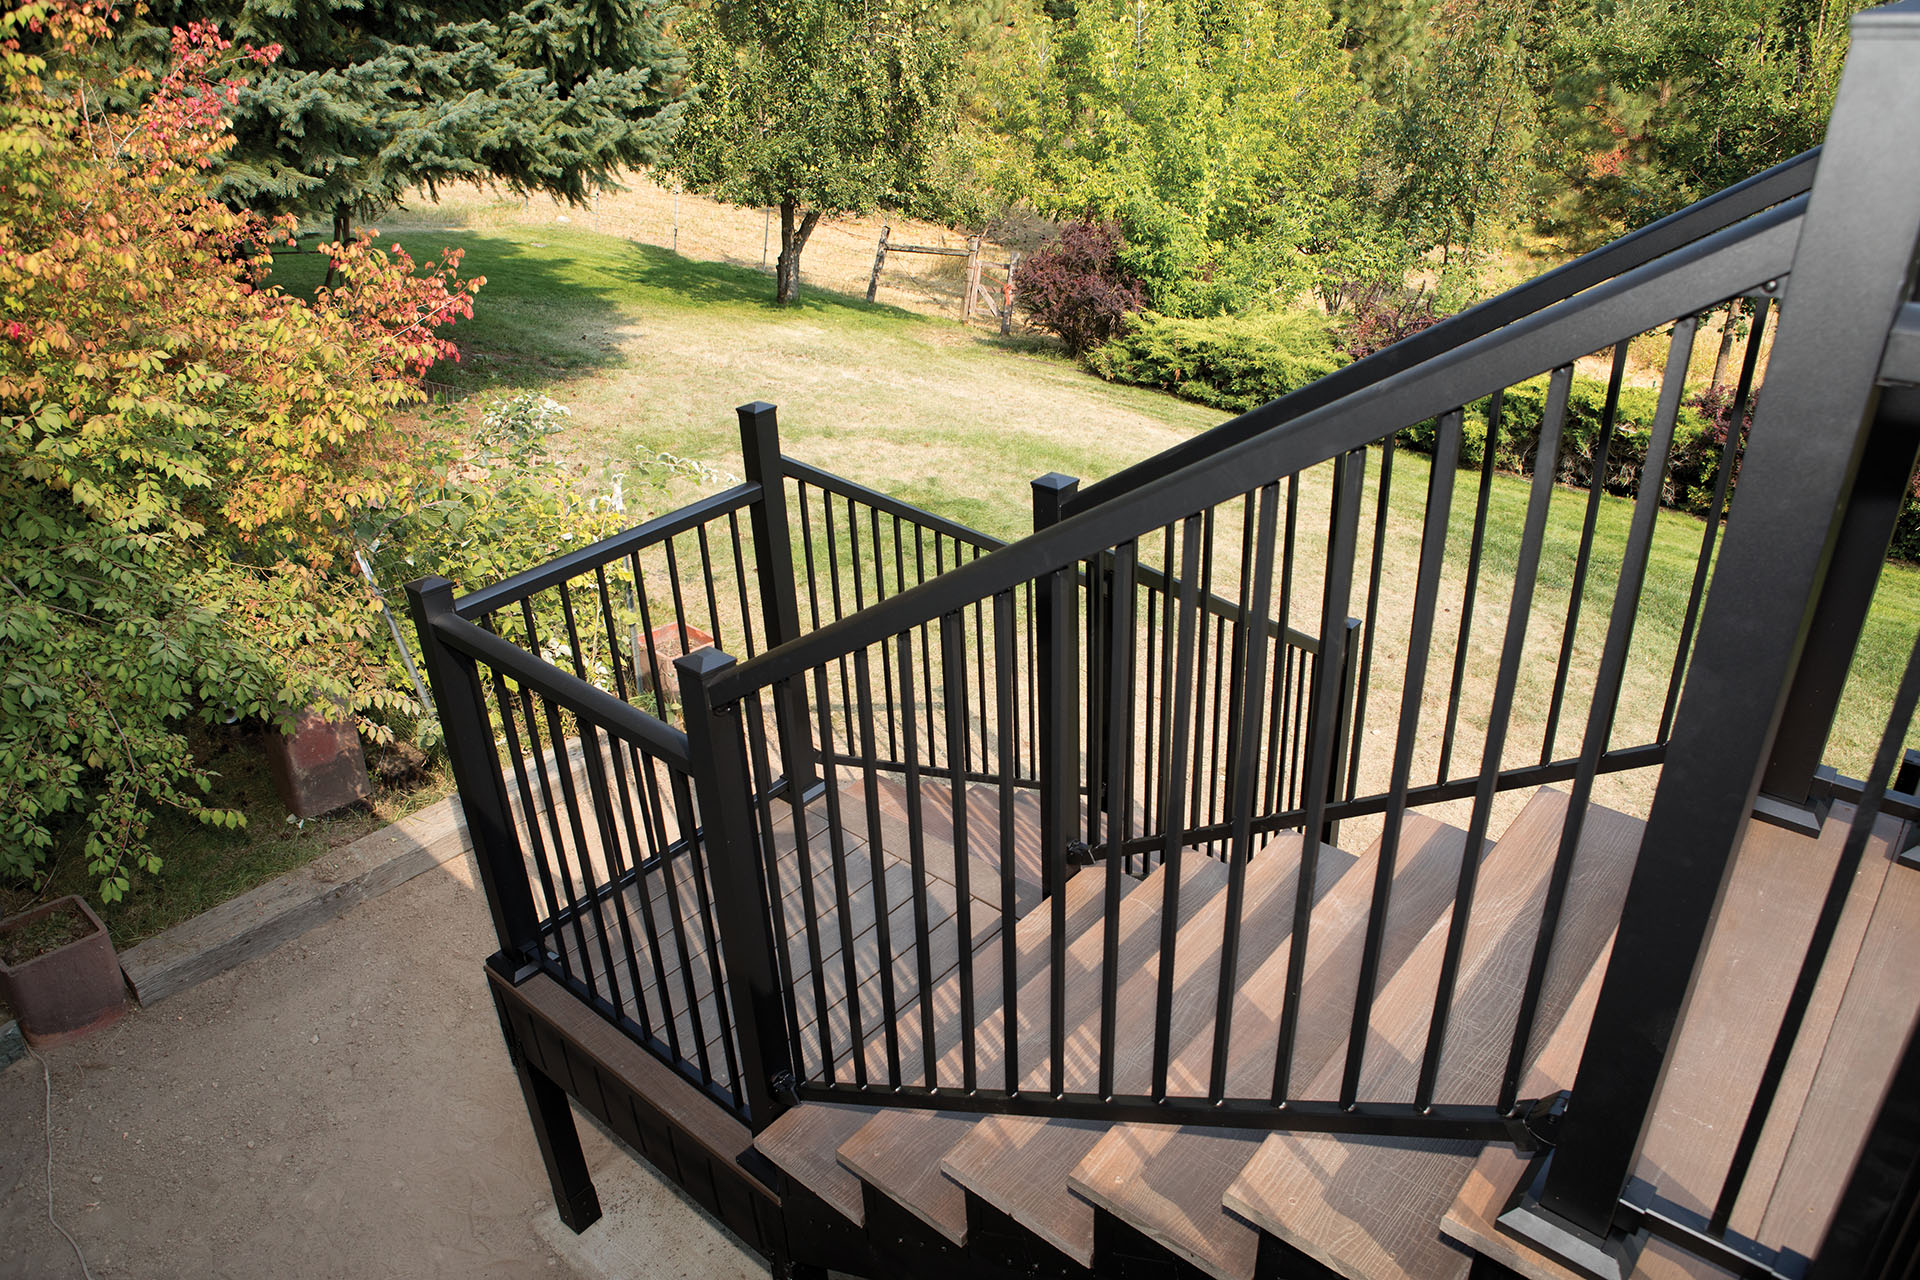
[1497,4,1920,1278]
[687,157,1805,1137]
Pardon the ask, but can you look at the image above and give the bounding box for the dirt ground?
[0,849,764,1280]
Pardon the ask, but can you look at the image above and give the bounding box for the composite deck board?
[1636,805,1896,1237]
[1068,813,1482,1280]
[821,867,1116,1243]
[753,1101,877,1227]
[1221,790,1646,1280]
[940,832,1357,1265]
[1755,817,1920,1258]
[828,858,1228,1236]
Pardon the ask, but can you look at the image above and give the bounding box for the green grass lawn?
[270,224,1918,814]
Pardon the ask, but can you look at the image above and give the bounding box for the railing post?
[404,577,543,971]
[1502,7,1920,1274]
[737,401,819,795]
[677,647,795,1131]
[1033,472,1082,898]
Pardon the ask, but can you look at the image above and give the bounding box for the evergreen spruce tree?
[123,0,687,239]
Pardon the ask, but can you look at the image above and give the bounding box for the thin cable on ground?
[27,1045,95,1280]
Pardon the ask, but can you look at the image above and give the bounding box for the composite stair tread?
[752,1102,877,1227]
[940,832,1354,1265]
[1633,803,1898,1241]
[836,1109,979,1244]
[1439,806,1917,1280]
[1068,811,1484,1280]
[1222,789,1646,1280]
[816,864,1114,1243]
[834,856,1226,1245]
[1755,812,1920,1255]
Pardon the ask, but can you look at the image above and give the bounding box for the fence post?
[963,234,983,324]
[866,224,890,302]
[737,401,819,796]
[677,647,795,1132]
[1033,473,1082,900]
[1002,253,1019,337]
[405,577,544,971]
[1501,7,1920,1273]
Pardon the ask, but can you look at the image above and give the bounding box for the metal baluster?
[1097,541,1139,1099]
[852,646,904,1083]
[894,630,940,1086]
[1273,450,1366,1101]
[941,611,979,1092]
[1345,438,1393,802]
[1416,368,1575,1110]
[1661,298,1773,742]
[1502,318,1699,1110]
[1542,341,1630,766]
[1340,410,1463,1107]
[993,591,1022,1094]
[1150,515,1205,1101]
[1439,393,1504,781]
[811,662,869,1085]
[1210,484,1280,1101]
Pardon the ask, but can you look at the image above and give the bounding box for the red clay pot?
[0,896,128,1048]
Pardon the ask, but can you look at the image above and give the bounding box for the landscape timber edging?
[116,795,472,1007]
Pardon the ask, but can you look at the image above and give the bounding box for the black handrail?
[1066,146,1817,519]
[454,482,762,620]
[708,193,1805,706]
[430,610,695,766]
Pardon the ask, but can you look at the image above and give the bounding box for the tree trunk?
[325,204,352,289]
[773,200,821,305]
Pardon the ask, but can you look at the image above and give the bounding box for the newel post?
[737,401,819,796]
[1032,473,1082,902]
[1503,6,1920,1274]
[677,647,795,1132]
[404,577,543,971]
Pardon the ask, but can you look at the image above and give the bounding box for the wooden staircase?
[748,781,1919,1280]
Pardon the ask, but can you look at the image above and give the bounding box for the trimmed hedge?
[1086,309,1348,414]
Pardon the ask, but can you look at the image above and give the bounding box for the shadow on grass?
[265,231,923,396]
[607,240,920,322]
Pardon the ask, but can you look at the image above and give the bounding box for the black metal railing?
[681,164,1803,1145]
[413,6,1920,1273]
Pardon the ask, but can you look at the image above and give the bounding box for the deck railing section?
[411,9,1920,1273]
[691,163,1803,1143]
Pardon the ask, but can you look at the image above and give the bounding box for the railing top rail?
[1065,146,1818,519]
[431,609,695,767]
[784,457,1008,551]
[453,481,762,620]
[707,193,1806,706]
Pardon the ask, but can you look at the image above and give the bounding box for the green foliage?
[663,0,959,303]
[997,0,1376,317]
[1535,0,1871,246]
[1087,309,1348,414]
[0,5,484,897]
[1403,372,1716,504]
[120,0,688,234]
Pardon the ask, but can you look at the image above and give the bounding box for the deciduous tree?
[662,0,959,305]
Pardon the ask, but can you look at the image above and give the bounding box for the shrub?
[1087,309,1349,415]
[0,5,483,896]
[1460,375,1713,502]
[1339,284,1448,361]
[1015,219,1147,356]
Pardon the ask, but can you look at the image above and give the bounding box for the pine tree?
[121,0,688,239]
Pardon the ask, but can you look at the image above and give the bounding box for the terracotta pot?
[267,707,372,819]
[0,896,127,1048]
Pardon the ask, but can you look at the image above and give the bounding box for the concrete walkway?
[0,846,766,1280]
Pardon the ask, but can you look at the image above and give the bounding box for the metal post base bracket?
[1750,788,1831,838]
[1497,1155,1648,1280]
